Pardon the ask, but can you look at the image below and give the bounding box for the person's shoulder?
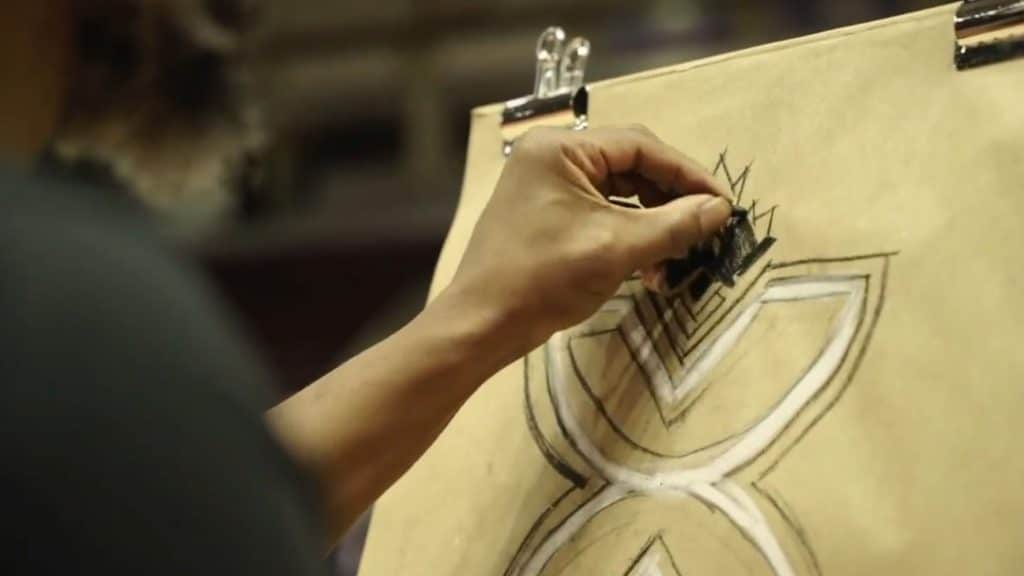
[0,162,169,281]
[0,165,325,575]
[0,163,273,409]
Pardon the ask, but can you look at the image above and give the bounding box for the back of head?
[54,0,263,225]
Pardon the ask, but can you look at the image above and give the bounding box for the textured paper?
[360,4,1024,575]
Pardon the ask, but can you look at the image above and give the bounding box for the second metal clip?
[501,27,591,155]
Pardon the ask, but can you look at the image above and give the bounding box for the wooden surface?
[361,4,1024,574]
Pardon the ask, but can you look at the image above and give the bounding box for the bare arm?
[267,126,734,545]
[266,285,521,544]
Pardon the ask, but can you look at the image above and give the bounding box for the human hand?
[443,125,734,353]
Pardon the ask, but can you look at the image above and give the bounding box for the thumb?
[620,194,732,267]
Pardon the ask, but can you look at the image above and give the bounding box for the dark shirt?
[1,166,325,574]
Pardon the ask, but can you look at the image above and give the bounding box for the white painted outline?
[513,275,867,576]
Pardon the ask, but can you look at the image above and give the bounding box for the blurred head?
[0,0,262,222]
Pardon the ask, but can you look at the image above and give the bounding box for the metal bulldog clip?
[501,27,591,155]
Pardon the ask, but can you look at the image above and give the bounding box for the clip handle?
[558,37,591,93]
[535,27,566,98]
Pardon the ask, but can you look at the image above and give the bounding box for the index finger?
[580,125,734,202]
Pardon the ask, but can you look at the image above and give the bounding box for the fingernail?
[699,197,732,229]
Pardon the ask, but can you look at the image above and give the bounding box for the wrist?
[423,280,537,375]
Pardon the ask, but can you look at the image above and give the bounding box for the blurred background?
[184,1,947,573]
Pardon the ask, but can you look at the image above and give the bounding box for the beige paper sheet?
[360,4,1024,574]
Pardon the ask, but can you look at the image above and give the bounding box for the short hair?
[54,0,263,224]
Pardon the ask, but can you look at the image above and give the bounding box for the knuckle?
[619,123,662,144]
[625,123,656,137]
[511,129,545,157]
[575,225,626,275]
[514,127,576,163]
[591,226,621,256]
[519,126,563,147]
[567,232,605,265]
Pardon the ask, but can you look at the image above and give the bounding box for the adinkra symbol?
[508,150,896,576]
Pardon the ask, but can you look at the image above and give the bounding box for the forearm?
[266,125,731,549]
[267,284,524,545]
